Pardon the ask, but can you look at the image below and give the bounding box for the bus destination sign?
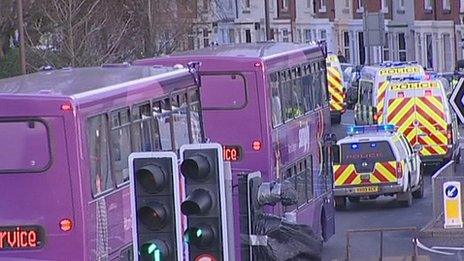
[0,226,43,250]
[223,145,242,162]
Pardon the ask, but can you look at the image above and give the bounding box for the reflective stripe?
[376,81,388,123]
[333,161,397,186]
[386,96,448,156]
[327,67,344,112]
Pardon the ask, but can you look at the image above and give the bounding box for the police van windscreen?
[341,141,395,164]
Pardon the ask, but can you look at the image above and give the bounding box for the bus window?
[312,63,323,108]
[270,72,283,127]
[301,64,314,113]
[306,156,314,200]
[319,61,329,105]
[296,159,308,207]
[189,88,202,143]
[110,108,132,185]
[153,99,173,150]
[0,120,51,173]
[292,67,304,118]
[200,74,247,109]
[131,102,161,152]
[88,114,113,196]
[172,92,190,149]
[280,70,294,122]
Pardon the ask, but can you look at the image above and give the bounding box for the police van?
[326,53,346,124]
[355,62,425,125]
[332,125,423,209]
[381,79,460,165]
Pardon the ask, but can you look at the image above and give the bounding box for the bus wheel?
[334,196,346,210]
[348,196,360,203]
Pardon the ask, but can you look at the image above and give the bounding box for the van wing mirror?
[412,144,423,153]
[331,144,340,165]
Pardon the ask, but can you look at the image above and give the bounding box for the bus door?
[0,117,76,259]
[386,85,449,157]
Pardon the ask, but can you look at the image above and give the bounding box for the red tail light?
[447,124,453,145]
[396,162,403,179]
[373,114,379,123]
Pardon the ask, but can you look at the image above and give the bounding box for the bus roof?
[161,42,319,60]
[0,65,188,97]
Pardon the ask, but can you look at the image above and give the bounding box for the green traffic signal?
[141,240,169,261]
[184,226,215,249]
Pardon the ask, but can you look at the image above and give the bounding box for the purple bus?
[135,42,336,258]
[0,65,203,260]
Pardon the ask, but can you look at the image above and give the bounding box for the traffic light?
[180,143,229,261]
[129,152,182,261]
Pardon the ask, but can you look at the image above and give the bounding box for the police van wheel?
[398,189,413,207]
[334,196,346,210]
[348,196,360,203]
[412,178,424,199]
[331,114,342,125]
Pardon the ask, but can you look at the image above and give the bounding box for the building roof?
[168,42,319,59]
[0,65,185,97]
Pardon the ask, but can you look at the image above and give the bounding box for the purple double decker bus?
[0,65,203,260]
[136,42,336,258]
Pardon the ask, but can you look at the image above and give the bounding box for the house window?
[282,0,289,10]
[305,29,312,43]
[357,0,364,12]
[319,0,327,12]
[203,29,209,47]
[358,32,365,65]
[417,33,422,65]
[283,29,289,42]
[245,0,250,8]
[443,34,452,71]
[424,0,432,11]
[399,0,405,10]
[320,30,327,40]
[306,0,311,9]
[229,29,235,43]
[245,29,252,43]
[345,0,349,8]
[383,33,389,61]
[443,0,451,10]
[426,34,433,69]
[398,33,406,61]
[343,31,350,62]
[381,0,388,12]
[203,0,209,11]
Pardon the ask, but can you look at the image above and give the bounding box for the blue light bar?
[346,124,396,135]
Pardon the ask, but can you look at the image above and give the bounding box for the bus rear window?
[0,120,51,173]
[200,74,247,109]
[340,141,395,164]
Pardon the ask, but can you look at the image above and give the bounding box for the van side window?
[88,114,113,196]
[359,81,373,105]
[110,108,132,185]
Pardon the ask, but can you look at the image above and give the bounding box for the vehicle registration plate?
[354,186,379,193]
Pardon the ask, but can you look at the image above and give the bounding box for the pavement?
[322,110,464,261]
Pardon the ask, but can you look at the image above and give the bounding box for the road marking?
[416,240,455,256]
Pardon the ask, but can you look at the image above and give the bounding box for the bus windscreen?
[0,120,51,173]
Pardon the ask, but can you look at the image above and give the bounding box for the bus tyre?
[334,196,346,210]
[412,177,424,199]
[348,196,360,203]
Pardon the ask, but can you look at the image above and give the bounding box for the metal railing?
[345,227,419,261]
